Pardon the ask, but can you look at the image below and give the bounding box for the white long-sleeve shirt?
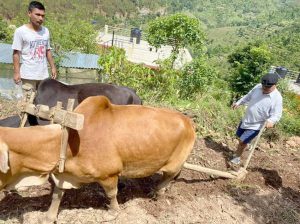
[236,84,283,130]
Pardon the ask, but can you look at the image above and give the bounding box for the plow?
[184,122,266,181]
[18,85,265,181]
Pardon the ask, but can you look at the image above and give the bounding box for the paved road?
[288,80,300,95]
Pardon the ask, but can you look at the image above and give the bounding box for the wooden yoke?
[59,99,75,173]
[19,98,84,173]
[21,103,84,130]
[51,102,62,124]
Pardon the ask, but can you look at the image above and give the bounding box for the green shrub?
[228,42,272,98]
[98,47,179,102]
[178,57,216,99]
[278,92,300,136]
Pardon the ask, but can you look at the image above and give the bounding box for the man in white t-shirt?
[230,72,283,165]
[12,1,56,91]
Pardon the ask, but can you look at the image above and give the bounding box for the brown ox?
[0,96,196,223]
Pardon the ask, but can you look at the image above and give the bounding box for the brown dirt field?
[0,98,299,224]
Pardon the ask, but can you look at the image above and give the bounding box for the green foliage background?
[228,42,272,98]
[0,0,299,137]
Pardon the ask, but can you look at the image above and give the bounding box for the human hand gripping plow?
[183,122,267,181]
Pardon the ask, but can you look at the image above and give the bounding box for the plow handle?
[243,122,267,170]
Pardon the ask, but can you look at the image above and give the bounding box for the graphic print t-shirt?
[12,25,51,80]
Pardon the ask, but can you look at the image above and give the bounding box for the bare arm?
[46,49,57,79]
[13,50,21,84]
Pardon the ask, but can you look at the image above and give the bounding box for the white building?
[97,25,193,69]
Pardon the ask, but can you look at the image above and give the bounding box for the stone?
[289,136,300,145]
[286,140,297,148]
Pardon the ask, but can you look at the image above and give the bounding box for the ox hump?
[75,96,112,113]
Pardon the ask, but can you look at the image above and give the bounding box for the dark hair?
[28,1,45,12]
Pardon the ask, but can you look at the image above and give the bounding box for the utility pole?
[112,31,115,46]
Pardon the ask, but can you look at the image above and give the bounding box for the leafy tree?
[228,42,272,98]
[98,46,127,81]
[0,17,13,42]
[46,17,98,55]
[178,57,216,99]
[44,16,98,68]
[146,13,205,68]
[97,46,178,101]
[0,17,8,41]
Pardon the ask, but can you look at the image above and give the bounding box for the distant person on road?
[12,1,56,92]
[230,72,283,165]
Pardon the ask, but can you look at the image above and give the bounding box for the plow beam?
[183,162,237,179]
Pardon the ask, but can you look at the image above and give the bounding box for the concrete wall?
[58,68,101,84]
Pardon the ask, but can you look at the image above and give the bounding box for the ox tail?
[0,140,10,173]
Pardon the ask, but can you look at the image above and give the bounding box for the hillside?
[2,0,297,70]
[0,0,166,27]
[1,0,298,29]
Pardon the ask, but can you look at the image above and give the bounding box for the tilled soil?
[0,98,299,224]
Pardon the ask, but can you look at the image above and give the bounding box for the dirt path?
[0,98,299,224]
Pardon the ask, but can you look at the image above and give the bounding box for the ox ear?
[0,142,10,173]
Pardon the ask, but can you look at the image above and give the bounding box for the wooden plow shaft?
[183,122,267,180]
[183,162,237,179]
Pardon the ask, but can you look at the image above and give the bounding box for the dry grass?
[0,97,19,119]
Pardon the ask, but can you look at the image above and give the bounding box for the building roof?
[0,43,102,70]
